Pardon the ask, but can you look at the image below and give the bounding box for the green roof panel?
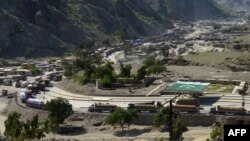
[168,81,210,92]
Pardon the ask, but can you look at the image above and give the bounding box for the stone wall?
[134,114,216,127]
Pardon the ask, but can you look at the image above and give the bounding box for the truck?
[2,90,8,96]
[210,106,246,115]
[26,98,44,109]
[172,105,199,114]
[19,89,28,102]
[131,101,163,107]
[176,98,199,107]
[127,101,162,113]
[88,103,117,112]
[19,92,27,103]
[7,92,16,98]
[127,104,160,113]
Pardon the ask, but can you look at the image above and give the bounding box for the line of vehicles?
[18,78,52,109]
[17,90,250,116]
[88,98,250,116]
[88,98,200,114]
[210,106,248,115]
[19,88,45,109]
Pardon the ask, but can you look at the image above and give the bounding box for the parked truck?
[210,106,246,115]
[88,103,117,112]
[172,105,199,114]
[176,98,199,107]
[127,101,163,113]
[127,104,160,113]
[19,92,27,103]
[131,101,163,107]
[26,98,44,109]
[2,90,8,96]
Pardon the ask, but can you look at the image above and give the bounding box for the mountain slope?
[145,0,225,20]
[215,0,250,12]
[0,0,226,58]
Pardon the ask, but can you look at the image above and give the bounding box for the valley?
[0,0,250,141]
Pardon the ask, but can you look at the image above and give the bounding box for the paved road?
[34,86,250,113]
[36,86,177,112]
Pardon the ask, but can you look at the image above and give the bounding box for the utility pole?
[242,90,245,125]
[162,94,182,140]
[169,100,173,140]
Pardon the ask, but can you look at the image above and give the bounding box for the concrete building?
[16,69,32,76]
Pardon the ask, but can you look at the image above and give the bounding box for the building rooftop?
[167,81,210,92]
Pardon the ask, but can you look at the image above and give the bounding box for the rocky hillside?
[146,0,225,20]
[0,0,226,58]
[215,0,250,12]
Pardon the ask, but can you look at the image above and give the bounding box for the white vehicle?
[26,98,44,109]
[20,81,28,88]
[19,89,28,103]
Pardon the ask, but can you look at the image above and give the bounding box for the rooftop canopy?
[167,81,210,92]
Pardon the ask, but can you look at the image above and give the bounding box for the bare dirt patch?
[55,79,167,96]
[41,113,212,141]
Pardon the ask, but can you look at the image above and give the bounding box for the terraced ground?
[184,51,250,66]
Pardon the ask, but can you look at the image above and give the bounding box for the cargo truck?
[26,98,44,109]
[210,106,246,115]
[176,98,199,107]
[172,105,199,114]
[127,104,160,113]
[88,103,117,112]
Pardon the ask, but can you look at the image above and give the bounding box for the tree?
[119,63,132,78]
[31,65,41,76]
[43,118,57,136]
[209,127,223,141]
[105,107,138,131]
[143,56,156,67]
[153,107,170,128]
[94,64,114,79]
[125,109,138,129]
[63,61,73,77]
[4,112,23,140]
[172,119,184,141]
[22,115,46,140]
[101,75,113,88]
[147,65,166,76]
[45,98,73,130]
[136,66,147,80]
[4,112,47,141]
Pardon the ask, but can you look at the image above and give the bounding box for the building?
[161,81,210,96]
[16,69,32,76]
[0,68,16,75]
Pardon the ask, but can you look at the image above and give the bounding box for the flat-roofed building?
[16,69,32,76]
